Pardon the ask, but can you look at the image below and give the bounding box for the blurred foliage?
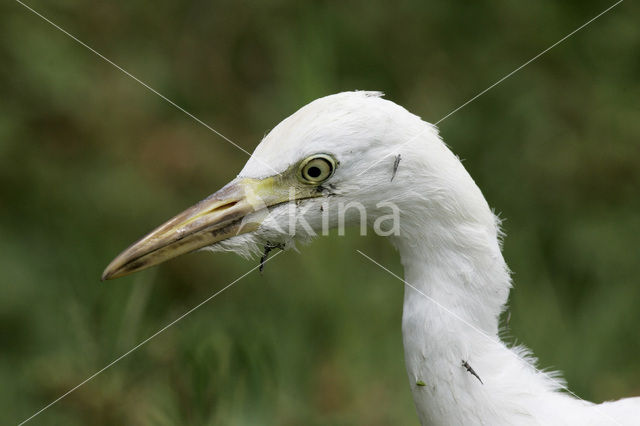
[1,0,639,424]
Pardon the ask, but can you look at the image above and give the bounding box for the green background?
[2,0,639,424]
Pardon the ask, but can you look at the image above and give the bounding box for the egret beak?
[102,175,303,280]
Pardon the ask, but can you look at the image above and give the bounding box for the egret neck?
[102,91,636,425]
[388,139,586,425]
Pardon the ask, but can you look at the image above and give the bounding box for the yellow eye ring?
[298,154,336,184]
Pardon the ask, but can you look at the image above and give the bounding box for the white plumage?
[231,92,639,425]
[105,91,639,425]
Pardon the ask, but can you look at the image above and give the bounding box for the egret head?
[102,91,455,280]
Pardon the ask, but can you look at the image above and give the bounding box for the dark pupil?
[307,166,322,178]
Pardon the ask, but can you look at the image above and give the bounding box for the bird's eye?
[298,154,336,184]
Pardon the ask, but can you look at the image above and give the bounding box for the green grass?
[2,1,639,424]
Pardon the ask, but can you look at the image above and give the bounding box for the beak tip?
[101,260,125,281]
[100,178,264,281]
[101,268,113,281]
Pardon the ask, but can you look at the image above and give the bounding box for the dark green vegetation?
[1,1,639,424]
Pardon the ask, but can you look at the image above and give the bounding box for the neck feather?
[387,145,585,424]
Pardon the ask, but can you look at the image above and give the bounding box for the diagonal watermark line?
[433,0,624,125]
[18,250,282,426]
[357,250,623,426]
[358,0,624,178]
[14,0,279,175]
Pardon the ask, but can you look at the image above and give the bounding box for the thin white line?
[357,250,623,426]
[18,251,282,426]
[358,250,499,342]
[355,126,428,177]
[358,0,623,178]
[14,0,279,175]
[434,0,624,125]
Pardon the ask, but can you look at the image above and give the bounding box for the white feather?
[211,92,639,425]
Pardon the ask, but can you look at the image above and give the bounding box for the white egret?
[103,92,639,425]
